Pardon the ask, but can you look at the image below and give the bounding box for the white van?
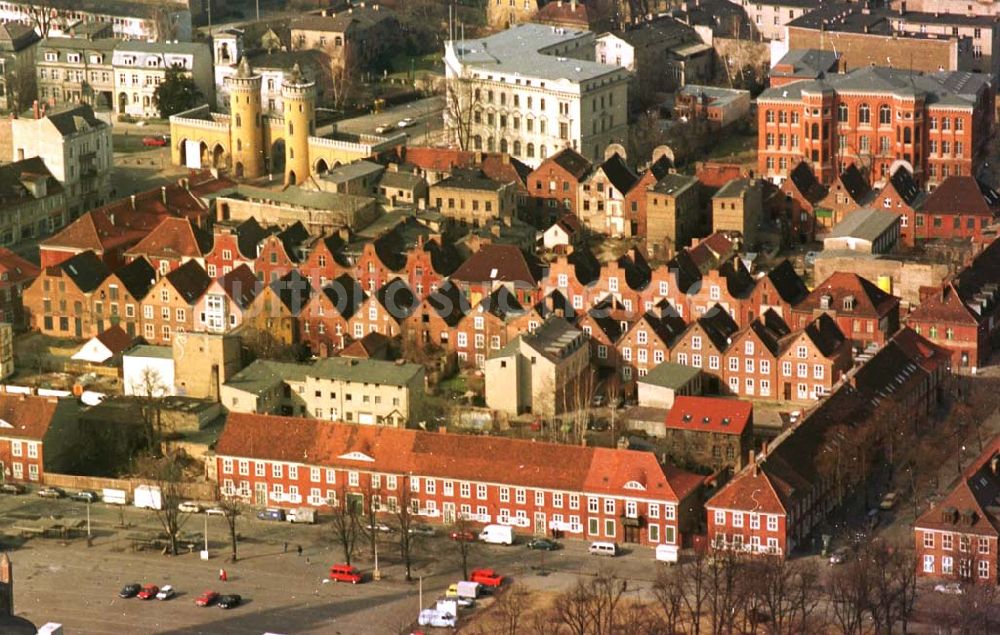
[478,524,514,545]
[655,544,679,564]
[589,541,620,557]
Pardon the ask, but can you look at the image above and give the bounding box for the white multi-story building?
[10,104,114,215]
[0,0,192,41]
[112,41,214,118]
[444,23,630,167]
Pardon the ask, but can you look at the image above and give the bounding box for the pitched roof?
[0,157,62,207]
[165,260,212,304]
[95,325,138,355]
[321,273,366,320]
[374,277,416,320]
[695,304,740,351]
[339,331,391,359]
[919,175,1000,217]
[479,286,526,321]
[614,248,652,291]
[451,244,541,286]
[746,309,791,356]
[798,313,848,357]
[786,160,827,204]
[827,209,901,241]
[599,153,639,194]
[837,164,871,204]
[0,247,39,285]
[42,209,145,254]
[797,272,899,318]
[765,260,809,305]
[425,281,470,327]
[639,362,702,389]
[43,104,106,137]
[270,269,313,315]
[0,394,61,441]
[889,327,952,374]
[217,412,692,501]
[548,148,593,180]
[49,250,110,293]
[126,217,213,260]
[114,257,157,300]
[886,166,923,206]
[235,217,270,259]
[916,438,1000,537]
[219,264,260,309]
[665,396,752,435]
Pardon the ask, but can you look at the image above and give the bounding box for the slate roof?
[479,286,526,320]
[321,273,366,320]
[886,166,923,207]
[798,313,848,357]
[451,244,541,286]
[217,412,693,501]
[234,217,270,259]
[270,269,313,315]
[165,260,211,304]
[568,247,601,285]
[374,277,416,320]
[600,153,639,195]
[425,281,470,327]
[616,248,652,292]
[433,169,507,192]
[549,148,593,180]
[770,48,840,81]
[219,264,260,309]
[747,309,792,356]
[50,250,110,293]
[0,157,62,207]
[114,257,157,300]
[786,161,827,204]
[44,104,106,137]
[696,304,740,351]
[766,260,809,306]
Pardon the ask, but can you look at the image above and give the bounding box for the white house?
[542,214,583,250]
[123,345,176,396]
[71,326,137,365]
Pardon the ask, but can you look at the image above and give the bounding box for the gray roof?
[39,37,118,54]
[379,170,425,190]
[224,359,304,395]
[114,40,210,56]
[44,104,108,136]
[319,160,385,185]
[713,178,751,199]
[226,357,423,396]
[126,345,173,360]
[827,208,901,242]
[758,66,988,109]
[638,362,701,389]
[678,84,749,108]
[449,23,624,83]
[520,317,585,363]
[770,49,839,80]
[652,173,697,196]
[232,184,372,210]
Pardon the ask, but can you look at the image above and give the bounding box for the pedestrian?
[221,569,228,582]
[283,542,288,553]
[297,544,303,557]
[218,568,224,581]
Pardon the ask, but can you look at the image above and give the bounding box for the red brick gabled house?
[299,234,351,290]
[776,313,853,402]
[617,307,686,384]
[300,273,366,356]
[402,281,470,351]
[746,260,809,322]
[594,248,652,316]
[779,161,828,242]
[877,167,924,247]
[914,176,1000,243]
[92,256,156,338]
[688,256,755,327]
[255,223,309,284]
[452,286,542,368]
[0,393,79,484]
[355,232,406,294]
[193,264,260,335]
[125,216,214,277]
[450,243,542,308]
[348,277,416,340]
[915,439,1000,585]
[577,307,624,370]
[403,237,460,300]
[722,309,791,400]
[543,248,602,314]
[816,165,872,231]
[24,250,110,339]
[244,270,313,347]
[0,248,40,329]
[671,304,740,393]
[204,218,270,279]
[529,148,592,223]
[791,272,900,350]
[642,251,702,320]
[706,454,792,557]
[215,412,703,548]
[140,260,212,345]
[39,210,147,270]
[905,239,1000,371]
[624,155,673,239]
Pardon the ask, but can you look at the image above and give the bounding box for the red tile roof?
[95,325,138,355]
[42,210,146,253]
[0,393,61,441]
[534,0,591,28]
[795,272,899,318]
[125,217,212,260]
[216,413,693,501]
[915,436,1000,537]
[450,244,540,285]
[695,162,743,189]
[665,396,752,436]
[920,176,1000,217]
[705,463,787,515]
[400,147,530,189]
[890,326,952,373]
[0,247,39,284]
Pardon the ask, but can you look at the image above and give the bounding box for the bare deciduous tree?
[134,452,189,556]
[449,514,478,580]
[330,484,363,566]
[215,494,244,563]
[552,571,629,635]
[395,475,419,581]
[445,70,484,151]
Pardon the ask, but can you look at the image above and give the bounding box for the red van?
[329,564,363,584]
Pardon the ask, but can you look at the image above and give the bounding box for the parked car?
[329,564,363,584]
[205,506,227,516]
[217,594,242,609]
[934,582,964,595]
[137,584,159,600]
[397,117,415,128]
[879,492,898,511]
[418,609,456,628]
[0,483,26,495]
[70,490,99,503]
[828,548,850,565]
[257,508,285,521]
[178,501,203,513]
[156,585,176,600]
[37,487,65,499]
[374,124,392,134]
[409,523,435,536]
[470,568,504,588]
[587,418,609,432]
[195,590,219,607]
[373,522,394,533]
[142,135,169,147]
[119,583,141,598]
[450,530,476,542]
[526,538,560,551]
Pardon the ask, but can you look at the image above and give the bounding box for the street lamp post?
[204,513,209,556]
[373,533,381,580]
[86,500,92,541]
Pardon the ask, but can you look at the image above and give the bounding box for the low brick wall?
[43,473,215,501]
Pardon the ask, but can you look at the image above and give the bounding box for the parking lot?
[333,96,445,146]
[0,491,664,633]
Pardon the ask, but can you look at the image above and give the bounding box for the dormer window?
[67,53,80,63]
[44,52,57,62]
[842,295,855,311]
[819,294,832,310]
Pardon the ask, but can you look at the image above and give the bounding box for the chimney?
[130,194,136,209]
[899,1,906,15]
[32,100,39,119]
[161,185,167,205]
[749,449,757,475]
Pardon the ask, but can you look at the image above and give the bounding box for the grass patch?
[706,130,757,161]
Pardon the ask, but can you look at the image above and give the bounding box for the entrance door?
[254,482,266,506]
[624,525,640,544]
[534,512,546,536]
[444,503,456,525]
[783,382,792,400]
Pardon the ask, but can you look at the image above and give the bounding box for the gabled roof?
[785,160,827,204]
[94,325,138,356]
[114,257,157,300]
[340,331,391,359]
[765,260,809,306]
[0,393,61,441]
[891,327,952,373]
[706,461,787,514]
[321,273,367,321]
[44,104,106,137]
[568,247,601,285]
[797,313,847,357]
[451,244,541,286]
[798,272,899,317]
[666,250,703,294]
[615,248,652,291]
[886,166,922,206]
[235,217,270,259]
[633,309,687,348]
[479,286,525,321]
[48,250,110,293]
[746,309,791,356]
[126,217,213,260]
[599,153,639,195]
[907,283,980,326]
[665,396,752,436]
[919,175,1000,217]
[374,277,416,320]
[270,269,313,315]
[218,264,260,309]
[0,247,39,285]
[164,260,211,304]
[694,304,740,351]
[216,412,692,501]
[425,281,470,327]
[422,237,462,278]
[42,209,144,254]
[718,255,755,299]
[0,157,62,207]
[915,438,1000,537]
[638,362,701,389]
[277,221,310,263]
[548,148,593,180]
[836,164,871,204]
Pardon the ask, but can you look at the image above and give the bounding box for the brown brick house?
[140,260,212,345]
[451,286,542,368]
[687,256,755,327]
[347,277,415,340]
[0,247,40,329]
[722,309,792,400]
[300,273,365,356]
[254,223,309,284]
[244,270,313,347]
[402,281,470,352]
[746,260,809,322]
[663,396,754,471]
[450,243,543,308]
[529,148,592,224]
[24,250,110,339]
[124,216,212,277]
[776,313,853,402]
[617,306,686,385]
[780,161,828,242]
[92,256,156,338]
[791,271,900,350]
[671,304,740,393]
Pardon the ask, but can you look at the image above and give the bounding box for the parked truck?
[102,488,128,505]
[478,524,514,545]
[446,581,481,600]
[287,508,316,524]
[133,485,163,510]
